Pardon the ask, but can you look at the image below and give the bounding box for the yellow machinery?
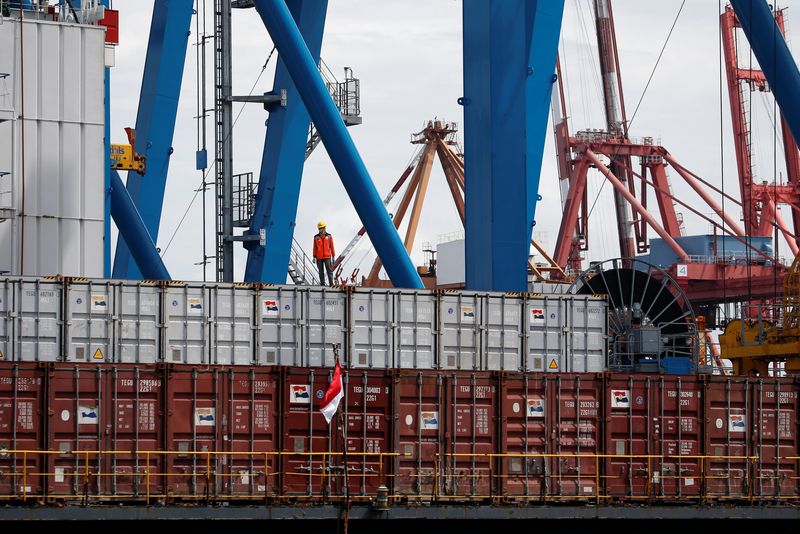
[110,127,146,175]
[719,252,800,375]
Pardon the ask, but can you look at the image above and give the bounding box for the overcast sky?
[110,0,800,282]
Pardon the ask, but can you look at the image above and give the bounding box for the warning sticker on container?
[290,384,311,404]
[93,348,104,360]
[194,407,216,427]
[78,406,99,425]
[0,351,4,360]
[548,358,559,370]
[188,297,203,315]
[420,411,439,430]
[728,414,745,432]
[262,299,280,317]
[610,389,630,409]
[529,308,545,324]
[91,294,108,313]
[460,306,475,322]
[527,398,545,418]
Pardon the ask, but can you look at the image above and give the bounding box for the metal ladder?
[288,238,320,285]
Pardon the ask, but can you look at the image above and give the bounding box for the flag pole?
[333,343,350,534]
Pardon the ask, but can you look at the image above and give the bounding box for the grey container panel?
[64,281,113,362]
[525,296,564,372]
[349,289,394,369]
[483,294,524,371]
[256,286,303,366]
[0,278,13,361]
[439,292,481,370]
[396,291,435,369]
[164,285,210,364]
[116,282,160,364]
[565,296,608,372]
[17,279,62,361]
[305,288,346,367]
[211,285,255,365]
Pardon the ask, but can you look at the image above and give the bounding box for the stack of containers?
[0,277,609,371]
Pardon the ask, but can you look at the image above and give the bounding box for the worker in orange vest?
[313,221,336,286]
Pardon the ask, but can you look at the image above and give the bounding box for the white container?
[524,295,564,372]
[348,288,394,368]
[438,291,481,370]
[0,18,105,277]
[0,278,16,361]
[304,287,346,367]
[64,280,113,362]
[256,286,303,366]
[16,277,62,361]
[116,281,160,364]
[211,284,254,365]
[565,295,608,372]
[483,294,524,371]
[396,290,435,369]
[164,284,210,364]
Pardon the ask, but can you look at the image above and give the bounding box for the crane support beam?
[732,0,800,157]
[109,171,171,281]
[244,0,328,283]
[252,0,423,288]
[463,0,565,292]
[112,0,194,279]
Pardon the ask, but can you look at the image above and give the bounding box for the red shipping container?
[749,378,798,498]
[0,364,44,499]
[604,375,704,500]
[704,377,752,498]
[281,368,391,498]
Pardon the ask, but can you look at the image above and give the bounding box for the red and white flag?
[320,359,344,424]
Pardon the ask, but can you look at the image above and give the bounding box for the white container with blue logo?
[438,291,482,370]
[525,295,564,372]
[256,285,303,366]
[164,283,211,364]
[304,287,346,367]
[483,293,524,371]
[348,287,395,368]
[64,280,114,362]
[211,284,255,365]
[115,281,160,364]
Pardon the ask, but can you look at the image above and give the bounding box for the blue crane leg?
[112,0,193,279]
[463,0,564,292]
[252,0,423,288]
[244,0,328,284]
[732,0,800,147]
[109,171,171,280]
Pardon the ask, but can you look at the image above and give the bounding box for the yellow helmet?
[317,221,326,229]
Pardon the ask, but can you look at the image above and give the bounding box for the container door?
[497,374,549,499]
[116,282,160,364]
[0,278,14,361]
[64,281,113,362]
[394,372,442,497]
[223,368,278,497]
[164,284,210,365]
[396,291,435,369]
[107,366,164,498]
[47,366,105,498]
[439,292,480,370]
[256,286,303,366]
[604,375,651,498]
[525,296,563,373]
[165,368,223,497]
[442,373,496,497]
[704,377,751,498]
[751,379,798,498]
[566,296,607,372]
[305,288,346,368]
[17,279,62,362]
[549,374,601,499]
[483,294,523,371]
[0,364,45,499]
[349,289,394,369]
[211,285,254,365]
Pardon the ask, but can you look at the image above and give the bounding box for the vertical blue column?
[244,0,328,283]
[101,0,111,278]
[112,1,194,280]
[462,0,563,292]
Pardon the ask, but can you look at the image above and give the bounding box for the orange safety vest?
[313,233,335,260]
